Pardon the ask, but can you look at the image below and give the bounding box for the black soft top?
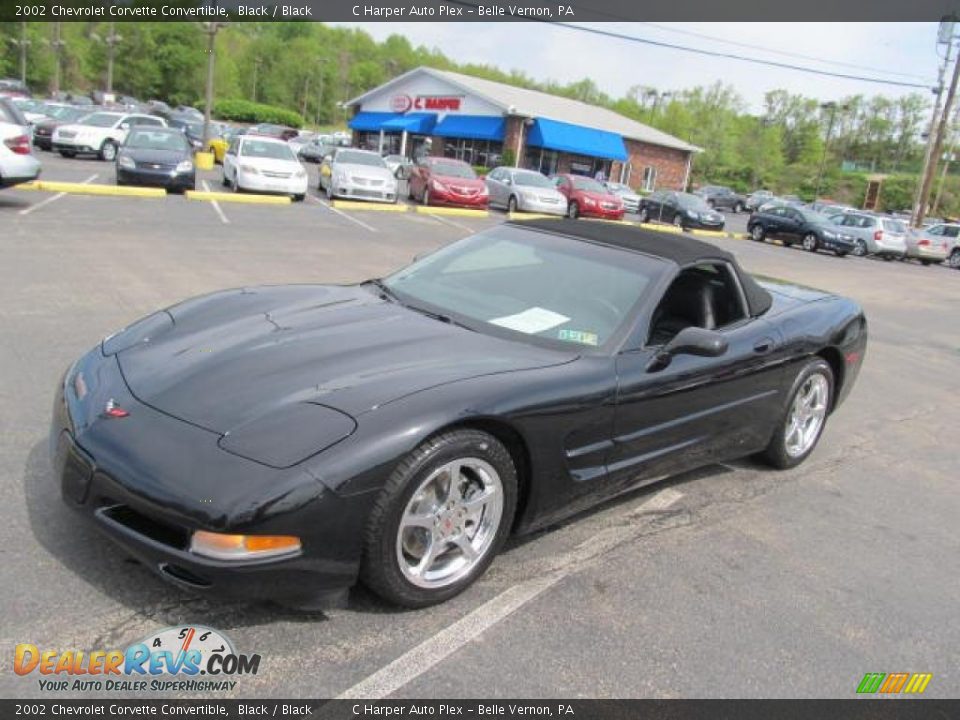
[510,218,773,316]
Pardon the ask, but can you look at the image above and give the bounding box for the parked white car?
[52,111,166,161]
[221,135,308,201]
[0,97,40,189]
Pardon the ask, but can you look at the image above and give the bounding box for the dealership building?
[345,67,700,191]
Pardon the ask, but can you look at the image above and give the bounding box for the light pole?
[49,22,66,96]
[7,22,30,86]
[200,22,227,148]
[814,101,847,201]
[314,64,325,127]
[916,36,960,227]
[251,57,262,102]
[91,22,122,94]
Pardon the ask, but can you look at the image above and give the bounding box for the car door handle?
[753,338,775,354]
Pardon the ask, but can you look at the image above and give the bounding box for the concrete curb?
[16,180,165,198]
[331,200,409,212]
[415,206,490,218]
[185,190,291,205]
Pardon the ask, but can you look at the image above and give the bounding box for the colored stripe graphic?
[903,673,933,694]
[880,672,909,693]
[858,672,932,694]
[857,673,886,693]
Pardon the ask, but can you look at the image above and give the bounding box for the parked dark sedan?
[50,219,865,610]
[638,190,725,230]
[695,185,746,213]
[747,203,855,256]
[115,127,195,192]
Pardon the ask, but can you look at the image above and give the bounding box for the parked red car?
[551,174,624,220]
[408,156,489,208]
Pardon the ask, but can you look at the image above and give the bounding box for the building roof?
[347,67,701,154]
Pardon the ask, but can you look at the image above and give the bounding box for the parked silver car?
[906,223,958,266]
[0,97,40,189]
[829,212,907,259]
[604,181,642,213]
[318,147,399,203]
[383,153,413,179]
[485,166,566,215]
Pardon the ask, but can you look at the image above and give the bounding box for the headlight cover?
[117,155,135,170]
[176,160,194,173]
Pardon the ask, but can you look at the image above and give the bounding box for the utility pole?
[814,102,847,200]
[913,17,956,225]
[916,39,960,227]
[50,22,66,96]
[301,75,310,122]
[931,104,960,214]
[201,22,227,148]
[251,57,262,102]
[7,22,30,86]
[315,66,324,127]
[104,22,121,95]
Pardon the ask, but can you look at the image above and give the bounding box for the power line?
[545,22,934,89]
[636,22,936,82]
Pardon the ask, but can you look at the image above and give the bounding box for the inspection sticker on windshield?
[490,307,570,334]
[557,329,599,346]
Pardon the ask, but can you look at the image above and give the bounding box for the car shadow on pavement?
[0,195,31,211]
[22,439,331,628]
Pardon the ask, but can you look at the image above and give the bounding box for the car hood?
[434,174,484,189]
[578,190,620,203]
[335,162,394,181]
[124,147,189,164]
[238,156,299,173]
[114,285,576,435]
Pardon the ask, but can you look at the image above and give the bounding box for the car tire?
[758,357,834,470]
[638,207,649,223]
[567,201,579,219]
[802,233,819,252]
[835,251,848,258]
[920,259,932,266]
[423,188,431,206]
[99,140,118,162]
[882,255,894,261]
[749,225,765,242]
[852,239,867,257]
[59,150,76,158]
[221,173,229,188]
[293,193,305,202]
[507,195,518,214]
[672,214,684,229]
[734,202,744,213]
[360,429,518,608]
[948,249,960,269]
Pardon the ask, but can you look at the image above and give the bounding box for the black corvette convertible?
[50,219,867,608]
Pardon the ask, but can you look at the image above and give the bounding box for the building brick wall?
[612,140,691,192]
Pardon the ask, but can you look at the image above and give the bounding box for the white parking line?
[201,180,229,224]
[336,486,684,700]
[18,173,98,216]
[308,193,378,232]
[425,212,475,233]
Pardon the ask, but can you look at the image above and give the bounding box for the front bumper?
[820,234,856,253]
[50,349,371,606]
[516,195,566,215]
[0,153,41,186]
[333,178,398,203]
[685,216,725,230]
[430,187,489,208]
[579,202,624,219]
[236,170,308,196]
[117,167,195,191]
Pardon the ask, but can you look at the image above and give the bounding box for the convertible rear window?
[385,226,666,348]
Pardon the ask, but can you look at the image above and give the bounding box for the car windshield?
[570,176,604,192]
[432,161,475,178]
[240,139,296,161]
[47,106,86,121]
[336,151,386,167]
[676,193,711,210]
[514,172,553,188]
[125,130,189,151]
[383,226,664,348]
[185,122,203,136]
[81,113,122,128]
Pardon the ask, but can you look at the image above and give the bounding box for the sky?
[332,22,944,111]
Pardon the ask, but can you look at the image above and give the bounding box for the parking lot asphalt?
[1,153,958,699]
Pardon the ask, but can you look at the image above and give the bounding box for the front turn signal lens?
[190,531,301,561]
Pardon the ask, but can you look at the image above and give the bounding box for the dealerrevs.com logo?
[14,625,260,693]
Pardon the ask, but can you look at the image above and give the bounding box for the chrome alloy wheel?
[396,458,504,589]
[784,373,829,458]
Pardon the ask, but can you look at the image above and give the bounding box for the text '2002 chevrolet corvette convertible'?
[50,219,866,608]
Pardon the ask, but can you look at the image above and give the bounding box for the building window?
[641,166,657,192]
[524,147,559,175]
[442,138,504,169]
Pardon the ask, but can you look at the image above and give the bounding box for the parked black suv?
[695,185,746,213]
[747,203,855,257]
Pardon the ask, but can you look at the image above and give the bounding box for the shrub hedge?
[213,99,304,128]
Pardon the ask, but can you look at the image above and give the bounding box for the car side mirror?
[119,122,130,130]
[647,327,728,372]
[503,177,511,185]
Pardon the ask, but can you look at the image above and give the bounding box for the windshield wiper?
[403,303,476,332]
[364,278,400,303]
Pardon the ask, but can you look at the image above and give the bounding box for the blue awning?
[527,118,628,161]
[348,112,400,132]
[433,115,505,141]
[380,113,437,134]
